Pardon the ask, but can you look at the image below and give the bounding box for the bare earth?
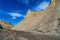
[0,30,60,40]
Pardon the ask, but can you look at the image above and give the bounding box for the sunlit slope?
[12,0,60,35]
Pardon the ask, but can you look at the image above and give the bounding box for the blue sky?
[0,0,50,26]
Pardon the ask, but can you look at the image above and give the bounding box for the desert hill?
[12,0,60,35]
[0,0,60,40]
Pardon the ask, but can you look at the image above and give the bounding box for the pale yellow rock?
[12,0,60,35]
[0,20,13,29]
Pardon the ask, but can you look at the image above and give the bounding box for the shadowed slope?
[0,30,60,40]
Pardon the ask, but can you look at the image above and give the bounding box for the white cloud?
[35,2,49,11]
[12,17,17,19]
[9,13,22,17]
[9,13,23,19]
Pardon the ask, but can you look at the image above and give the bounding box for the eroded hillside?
[11,0,60,35]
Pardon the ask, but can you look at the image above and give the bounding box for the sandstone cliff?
[12,0,60,35]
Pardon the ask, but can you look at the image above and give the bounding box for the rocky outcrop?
[0,20,13,30]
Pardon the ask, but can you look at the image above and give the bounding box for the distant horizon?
[0,0,50,26]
